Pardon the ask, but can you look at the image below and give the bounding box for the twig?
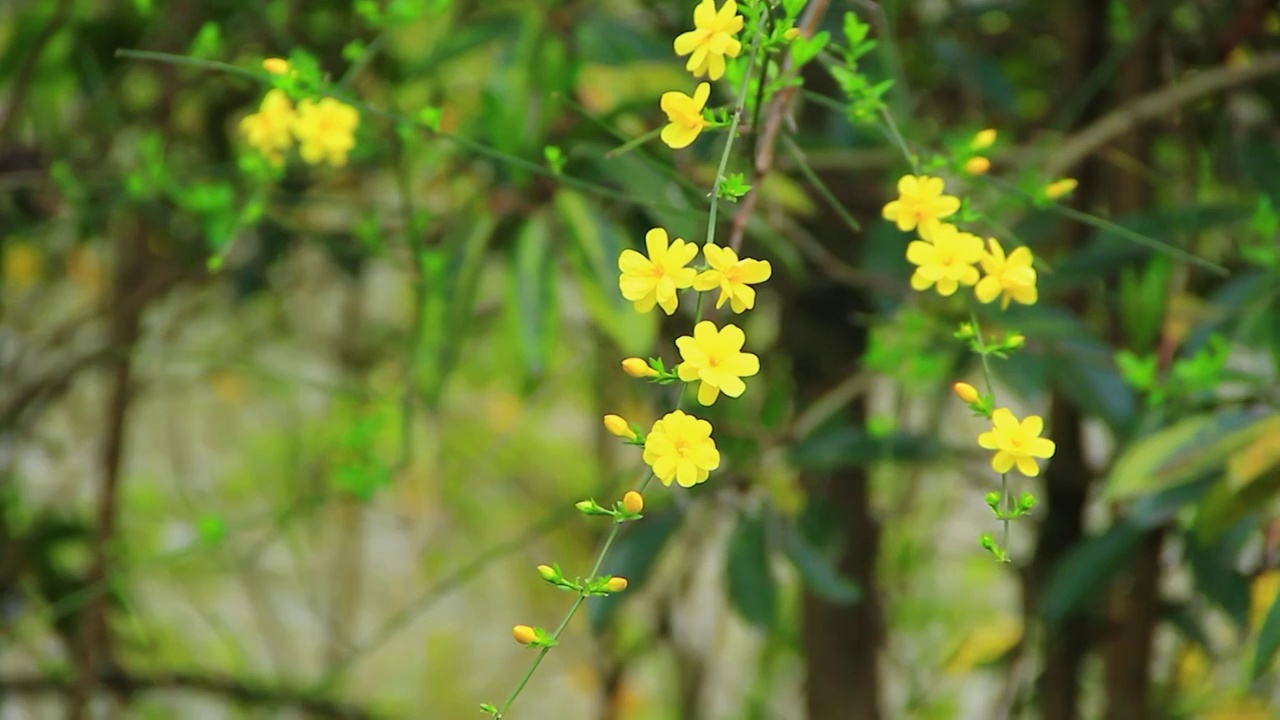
[0,670,378,719]
[1042,52,1280,179]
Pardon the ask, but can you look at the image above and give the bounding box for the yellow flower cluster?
[659,0,745,149]
[886,174,1038,310]
[239,60,360,168]
[612,224,771,486]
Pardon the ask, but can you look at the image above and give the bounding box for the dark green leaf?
[1252,581,1280,679]
[780,517,860,604]
[726,510,777,630]
[790,420,942,472]
[1044,520,1146,627]
[506,213,557,386]
[588,510,683,633]
[1185,528,1251,630]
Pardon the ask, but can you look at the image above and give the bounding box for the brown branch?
[1043,51,1280,179]
[0,670,378,719]
[725,0,832,253]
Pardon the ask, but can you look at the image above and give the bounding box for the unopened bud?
[512,625,537,645]
[970,128,997,150]
[783,28,801,41]
[1044,178,1078,200]
[1007,333,1026,349]
[622,491,644,515]
[603,414,637,440]
[964,156,991,176]
[537,565,556,582]
[953,382,980,404]
[604,577,628,593]
[622,357,658,378]
[262,58,290,75]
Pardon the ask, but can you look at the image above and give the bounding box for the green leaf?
[506,213,557,386]
[589,510,684,633]
[780,517,860,604]
[1253,583,1280,679]
[1250,194,1279,238]
[1043,520,1146,627]
[726,510,777,630]
[1185,527,1251,630]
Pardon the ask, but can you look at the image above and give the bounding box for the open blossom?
[693,243,771,313]
[643,410,720,487]
[676,321,760,406]
[882,174,961,233]
[618,228,697,314]
[906,223,983,296]
[293,97,359,167]
[239,89,296,165]
[660,83,710,150]
[978,408,1056,477]
[975,238,1038,309]
[673,0,744,81]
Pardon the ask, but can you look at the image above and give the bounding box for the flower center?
[707,354,722,368]
[673,439,690,456]
[650,263,666,278]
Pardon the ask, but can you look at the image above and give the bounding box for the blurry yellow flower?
[783,28,801,41]
[978,408,1056,477]
[964,156,991,176]
[1044,178,1078,200]
[618,228,698,314]
[262,58,290,75]
[239,89,296,165]
[692,243,772,313]
[622,357,659,378]
[622,491,644,514]
[1203,696,1275,720]
[673,0,744,81]
[3,241,42,292]
[882,174,961,233]
[512,625,537,645]
[676,320,760,406]
[603,414,637,441]
[953,382,980,404]
[905,223,983,296]
[945,616,1021,674]
[604,577,629,592]
[293,97,359,167]
[643,410,720,487]
[975,238,1038,309]
[970,128,997,150]
[660,83,711,149]
[1250,569,1280,632]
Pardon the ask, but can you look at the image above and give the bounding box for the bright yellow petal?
[645,228,669,260]
[1015,455,1041,477]
[909,271,933,291]
[991,408,1018,430]
[697,381,720,406]
[661,123,699,149]
[897,175,919,196]
[693,320,717,344]
[693,269,721,291]
[906,240,937,266]
[632,293,657,314]
[882,200,902,221]
[692,82,711,109]
[730,284,756,312]
[727,352,759,377]
[702,242,726,268]
[1021,415,1044,437]
[1007,246,1033,268]
[674,30,701,56]
[737,258,771,283]
[1030,437,1056,458]
[677,361,702,382]
[992,451,1015,474]
[657,291,678,315]
[975,276,1001,304]
[619,276,655,300]
[719,375,747,397]
[667,238,698,268]
[933,195,961,218]
[693,0,716,26]
[618,248,651,274]
[978,431,999,450]
[719,323,746,351]
[706,53,725,81]
[653,456,677,485]
[935,277,959,296]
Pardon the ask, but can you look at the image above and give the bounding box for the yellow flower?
[978,408,1056,477]
[262,58,290,75]
[512,625,538,645]
[239,89,296,165]
[293,97,359,167]
[660,83,710,150]
[603,414,637,441]
[676,320,760,405]
[970,128,997,150]
[882,174,961,233]
[783,28,802,41]
[1250,569,1280,632]
[692,243,772,313]
[622,357,659,378]
[964,156,991,176]
[953,382,980,404]
[673,0,744,81]
[643,410,720,487]
[622,491,644,514]
[1044,178,1078,200]
[618,228,698,314]
[975,238,1038,309]
[905,223,983,296]
[604,577,629,593]
[537,565,557,581]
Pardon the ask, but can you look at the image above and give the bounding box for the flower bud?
[622,491,644,515]
[512,625,537,645]
[964,156,991,176]
[783,28,801,41]
[603,577,628,593]
[262,58,291,75]
[1007,333,1026,349]
[970,128,997,150]
[537,565,557,582]
[1044,178,1078,200]
[603,414,637,441]
[622,357,658,378]
[953,382,980,404]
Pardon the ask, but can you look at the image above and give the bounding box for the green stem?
[968,310,1011,562]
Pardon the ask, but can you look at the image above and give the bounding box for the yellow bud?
[1044,178,1078,200]
[964,156,991,176]
[512,625,538,645]
[603,414,637,440]
[604,577,628,593]
[1007,333,1026,349]
[621,357,658,378]
[783,28,801,41]
[622,491,644,514]
[970,128,997,150]
[953,382,981,404]
[537,565,556,582]
[262,58,290,75]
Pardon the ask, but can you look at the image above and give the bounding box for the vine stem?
[968,310,1011,562]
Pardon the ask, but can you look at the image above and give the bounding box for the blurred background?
[2,0,1280,718]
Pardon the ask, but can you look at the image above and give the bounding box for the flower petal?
[991,408,1018,430]
[661,122,699,149]
[697,380,720,406]
[674,31,701,56]
[975,276,1001,304]
[992,451,1014,474]
[1030,437,1056,458]
[1015,455,1041,477]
